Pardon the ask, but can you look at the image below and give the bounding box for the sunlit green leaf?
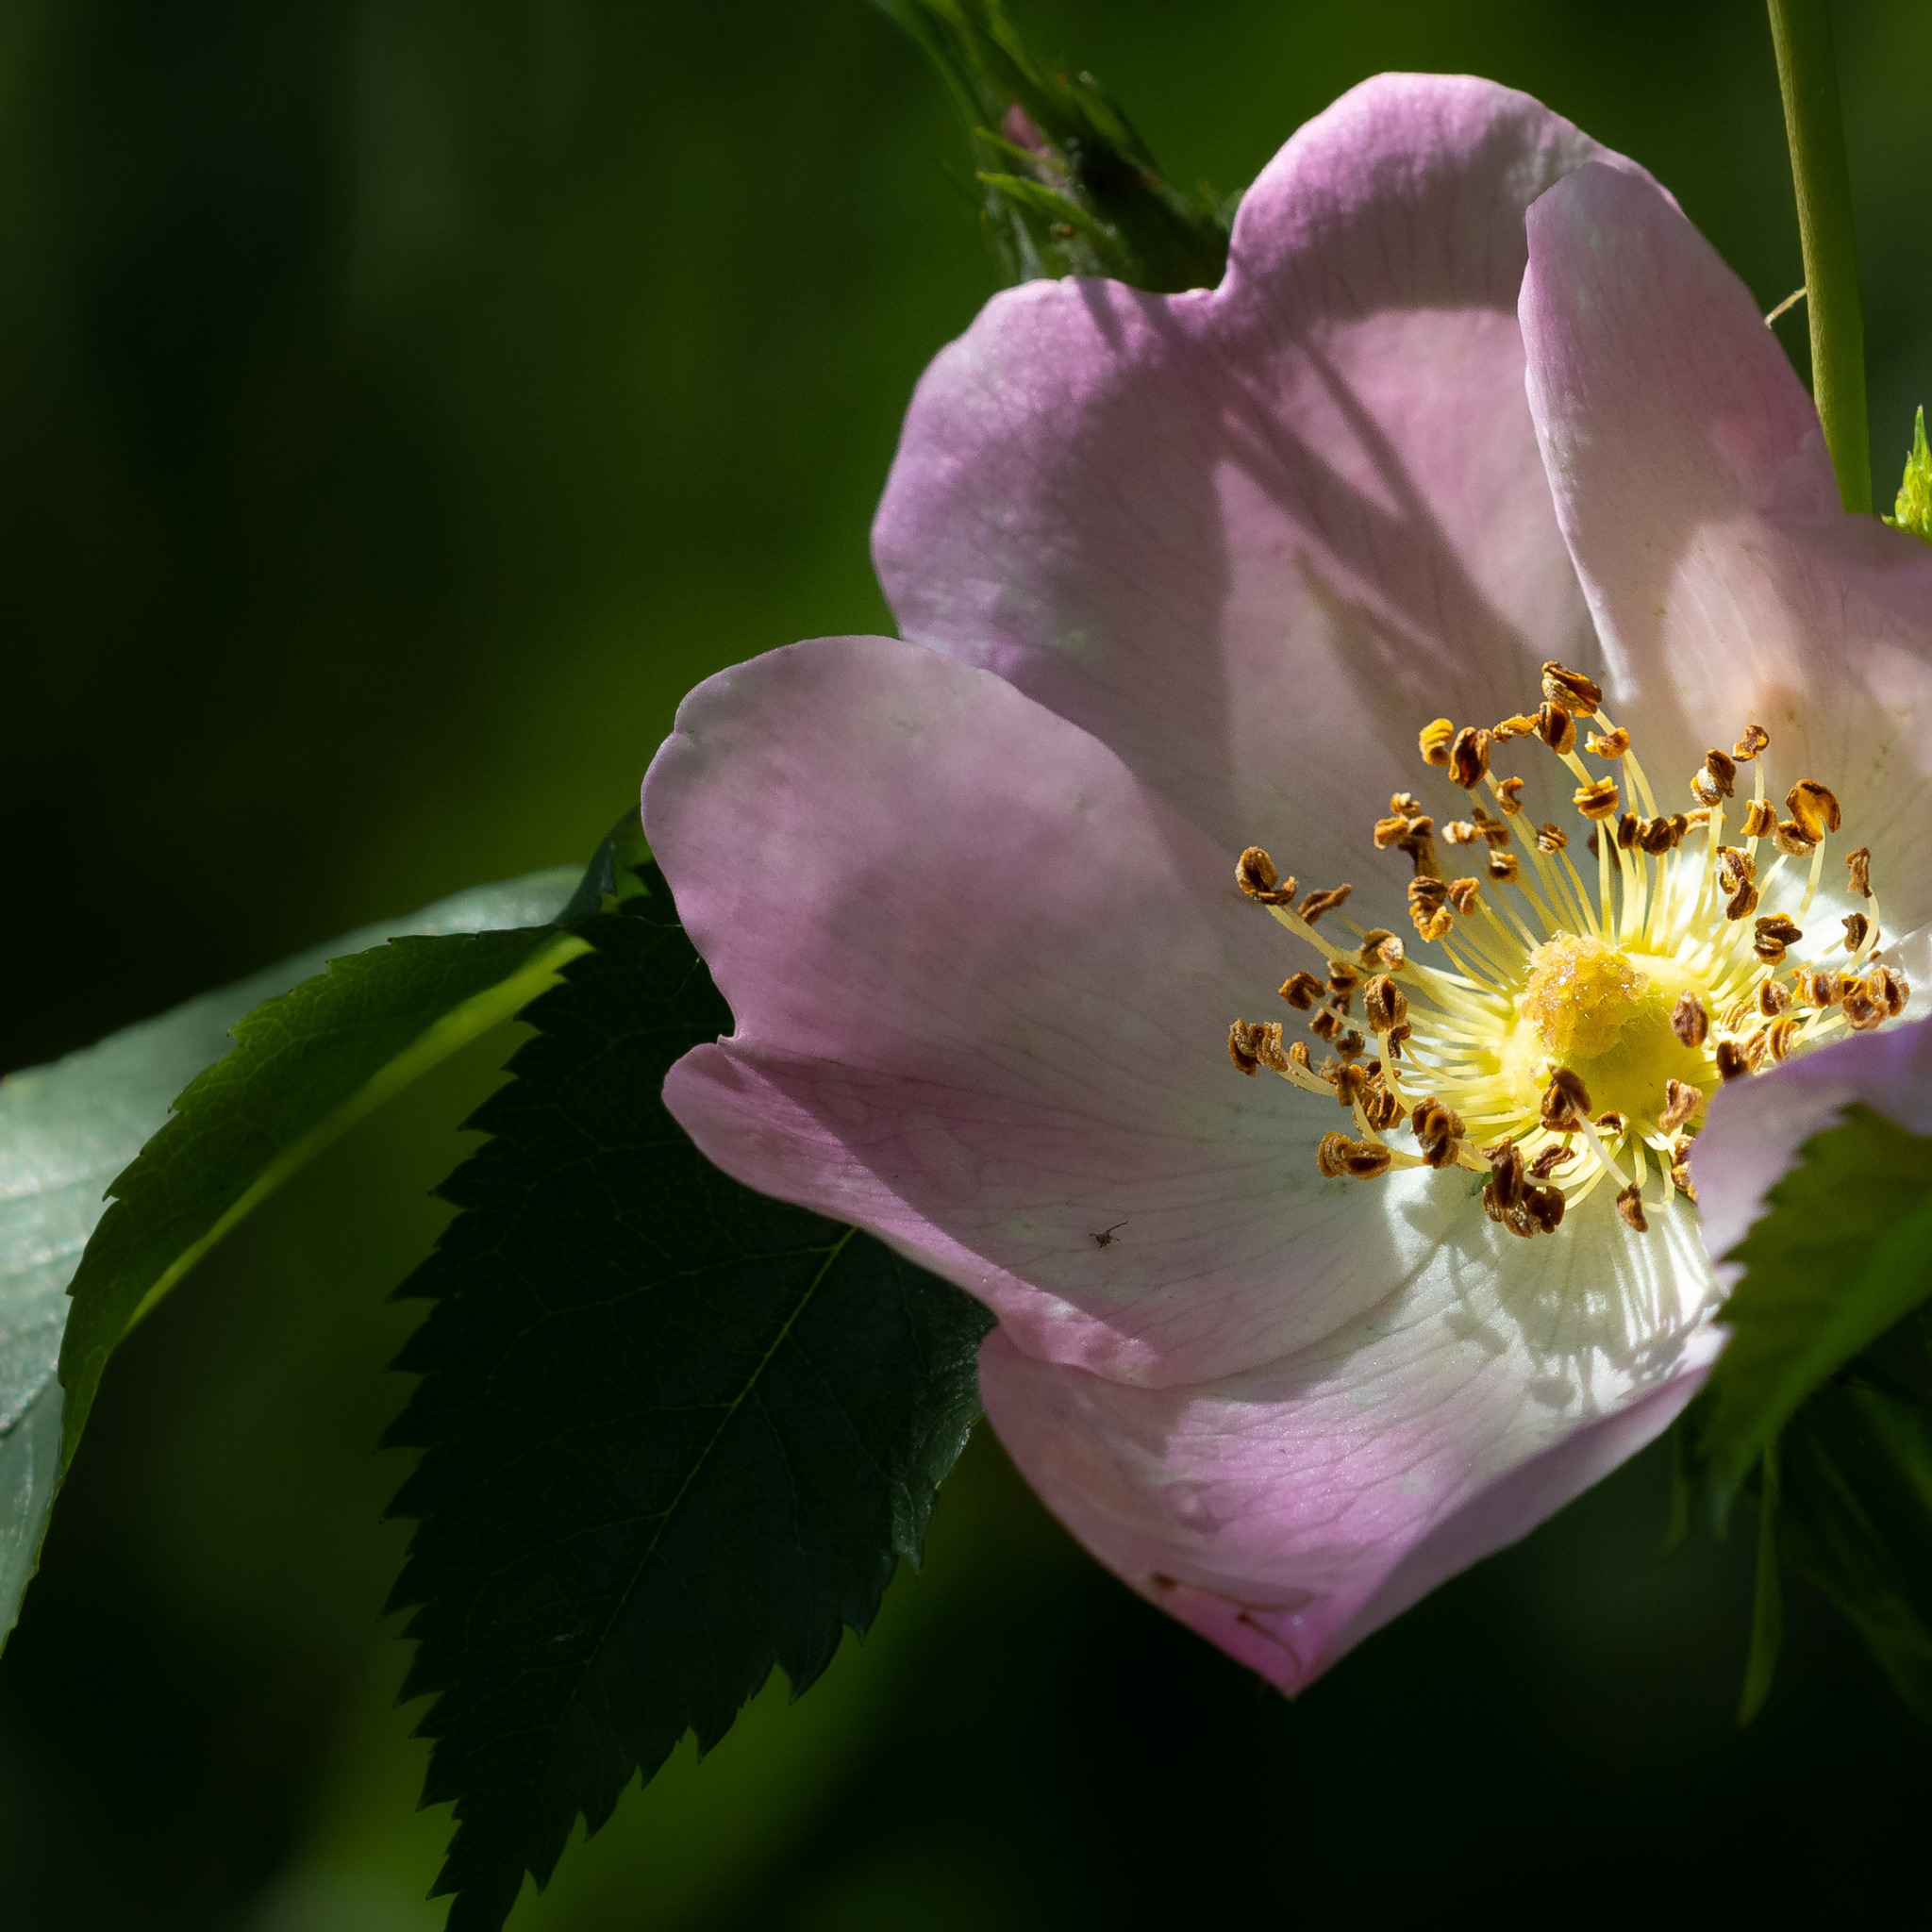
[384,862,993,1932]
[1692,1104,1932,1503]
[0,868,580,1646]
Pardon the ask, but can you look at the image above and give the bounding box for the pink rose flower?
[641,74,1932,1690]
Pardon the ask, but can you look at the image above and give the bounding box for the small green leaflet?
[383,862,993,1932]
[1885,405,1932,545]
[0,868,580,1645]
[1691,1104,1932,1504]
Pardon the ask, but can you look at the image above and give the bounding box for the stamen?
[1230,683,1900,1239]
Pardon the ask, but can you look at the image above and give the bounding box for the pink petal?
[1522,161,1932,930]
[643,633,1426,1386]
[874,74,1642,874]
[980,1206,1722,1691]
[1691,1014,1932,1277]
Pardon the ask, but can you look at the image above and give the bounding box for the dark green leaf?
[1779,1374,1932,1724]
[0,869,581,1646]
[1692,1104,1932,1503]
[877,0,1231,291]
[1739,1446,1783,1723]
[384,865,993,1932]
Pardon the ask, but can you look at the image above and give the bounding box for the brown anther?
[1541,660,1604,712]
[1615,1183,1650,1234]
[1361,1081,1406,1132]
[1279,972,1323,1009]
[1497,776,1525,815]
[1359,930,1407,972]
[1725,880,1760,922]
[1529,1143,1577,1180]
[1846,846,1872,899]
[1374,812,1441,876]
[1594,1111,1626,1134]
[1870,964,1910,1018]
[1540,1066,1592,1131]
[1757,978,1793,1017]
[1472,807,1511,848]
[1442,820,1479,846]
[1795,968,1841,1008]
[1659,1079,1704,1134]
[1786,780,1841,838]
[1327,987,1356,1018]
[1492,713,1541,742]
[1487,851,1520,885]
[1334,1062,1371,1109]
[1715,845,1757,892]
[1734,724,1771,760]
[1740,798,1777,839]
[1485,1139,1525,1213]
[1447,877,1482,915]
[1447,725,1492,790]
[1326,959,1361,995]
[1616,811,1641,851]
[1310,1008,1342,1042]
[1639,815,1682,856]
[1415,908,1453,942]
[1765,1016,1801,1063]
[1690,769,1724,808]
[1418,718,1456,768]
[1742,1029,1773,1071]
[1842,983,1886,1031]
[1704,749,1738,798]
[1409,1096,1467,1170]
[1754,913,1803,965]
[1672,991,1708,1048]
[1587,728,1631,759]
[1317,1132,1394,1180]
[1408,876,1446,914]
[1535,822,1569,854]
[1843,911,1871,953]
[1719,997,1756,1034]
[1363,975,1407,1034]
[1687,808,1713,829]
[1336,1028,1366,1060]
[1524,1184,1566,1235]
[1773,819,1819,858]
[1574,777,1620,821]
[1670,1160,1698,1204]
[1299,884,1353,924]
[1715,1039,1751,1082]
[1384,1021,1412,1060]
[1288,1040,1313,1071]
[1235,846,1296,906]
[1536,702,1577,755]
[1227,1019,1265,1075]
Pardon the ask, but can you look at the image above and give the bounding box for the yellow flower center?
[1226,662,1907,1240]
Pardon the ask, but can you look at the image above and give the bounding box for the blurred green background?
[2,1,1930,1924]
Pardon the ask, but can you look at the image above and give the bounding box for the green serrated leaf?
[1778,1374,1932,1724]
[876,0,1229,292]
[0,868,582,1647]
[383,865,993,1932]
[1884,405,1932,544]
[1693,1104,1932,1503]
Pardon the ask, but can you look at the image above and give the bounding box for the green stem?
[1767,0,1871,513]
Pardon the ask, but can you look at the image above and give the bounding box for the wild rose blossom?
[641,75,1932,1690]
